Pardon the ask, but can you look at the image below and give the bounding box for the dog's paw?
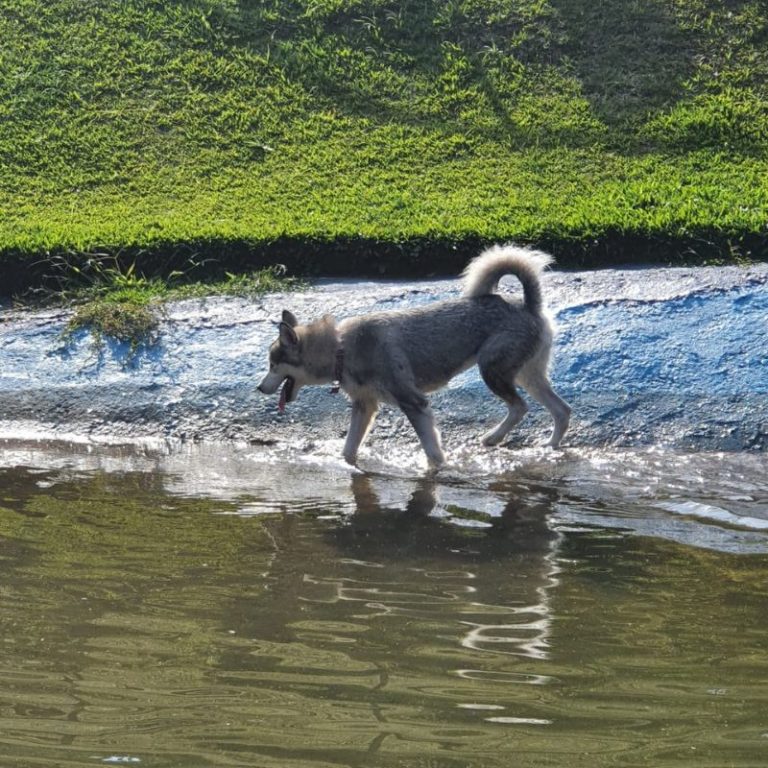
[547,433,565,450]
[481,429,504,447]
[426,450,446,470]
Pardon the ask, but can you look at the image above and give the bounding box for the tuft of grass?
[171,266,298,300]
[67,296,160,352]
[51,257,297,350]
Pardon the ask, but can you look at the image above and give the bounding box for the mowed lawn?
[1,0,767,285]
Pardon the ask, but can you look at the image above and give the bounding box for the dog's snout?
[258,371,284,395]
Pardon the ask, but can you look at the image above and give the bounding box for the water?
[1,440,767,767]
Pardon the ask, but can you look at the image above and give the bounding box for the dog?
[258,244,570,468]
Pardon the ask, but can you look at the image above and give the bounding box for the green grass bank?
[2,0,767,292]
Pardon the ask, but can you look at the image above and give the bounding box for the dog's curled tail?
[461,243,553,314]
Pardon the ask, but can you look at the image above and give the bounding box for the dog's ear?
[281,310,298,328]
[279,321,298,347]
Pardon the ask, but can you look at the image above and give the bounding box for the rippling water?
[1,441,767,767]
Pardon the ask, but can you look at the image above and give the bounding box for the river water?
[0,439,767,767]
[1,264,767,766]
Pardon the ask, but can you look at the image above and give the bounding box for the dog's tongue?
[277,376,293,413]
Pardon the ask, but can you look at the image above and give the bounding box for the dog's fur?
[258,244,570,467]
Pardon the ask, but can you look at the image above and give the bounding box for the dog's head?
[258,310,307,413]
[259,310,340,412]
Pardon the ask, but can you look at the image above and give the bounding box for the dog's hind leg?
[478,371,528,446]
[519,370,571,448]
[478,344,528,446]
[481,396,528,446]
[343,399,378,465]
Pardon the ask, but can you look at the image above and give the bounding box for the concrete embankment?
[1,263,766,454]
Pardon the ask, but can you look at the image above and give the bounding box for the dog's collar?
[330,347,344,394]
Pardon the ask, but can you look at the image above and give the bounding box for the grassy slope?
[1,0,767,285]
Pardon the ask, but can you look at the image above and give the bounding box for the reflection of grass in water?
[1,469,271,664]
[443,504,494,527]
[5,470,266,578]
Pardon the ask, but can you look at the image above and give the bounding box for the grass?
[1,0,767,293]
[67,298,161,353]
[30,256,297,350]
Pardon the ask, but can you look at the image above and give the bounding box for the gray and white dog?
[258,244,570,468]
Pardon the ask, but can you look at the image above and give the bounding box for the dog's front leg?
[398,398,446,469]
[343,399,378,466]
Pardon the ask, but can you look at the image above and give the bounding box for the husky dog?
[258,244,570,468]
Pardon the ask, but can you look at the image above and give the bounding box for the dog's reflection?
[249,472,564,660]
[340,471,560,557]
[328,472,563,660]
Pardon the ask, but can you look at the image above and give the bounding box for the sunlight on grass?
[1,0,767,283]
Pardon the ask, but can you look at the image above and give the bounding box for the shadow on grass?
[208,0,699,147]
[549,0,696,125]
[148,0,767,157]
[2,229,765,297]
